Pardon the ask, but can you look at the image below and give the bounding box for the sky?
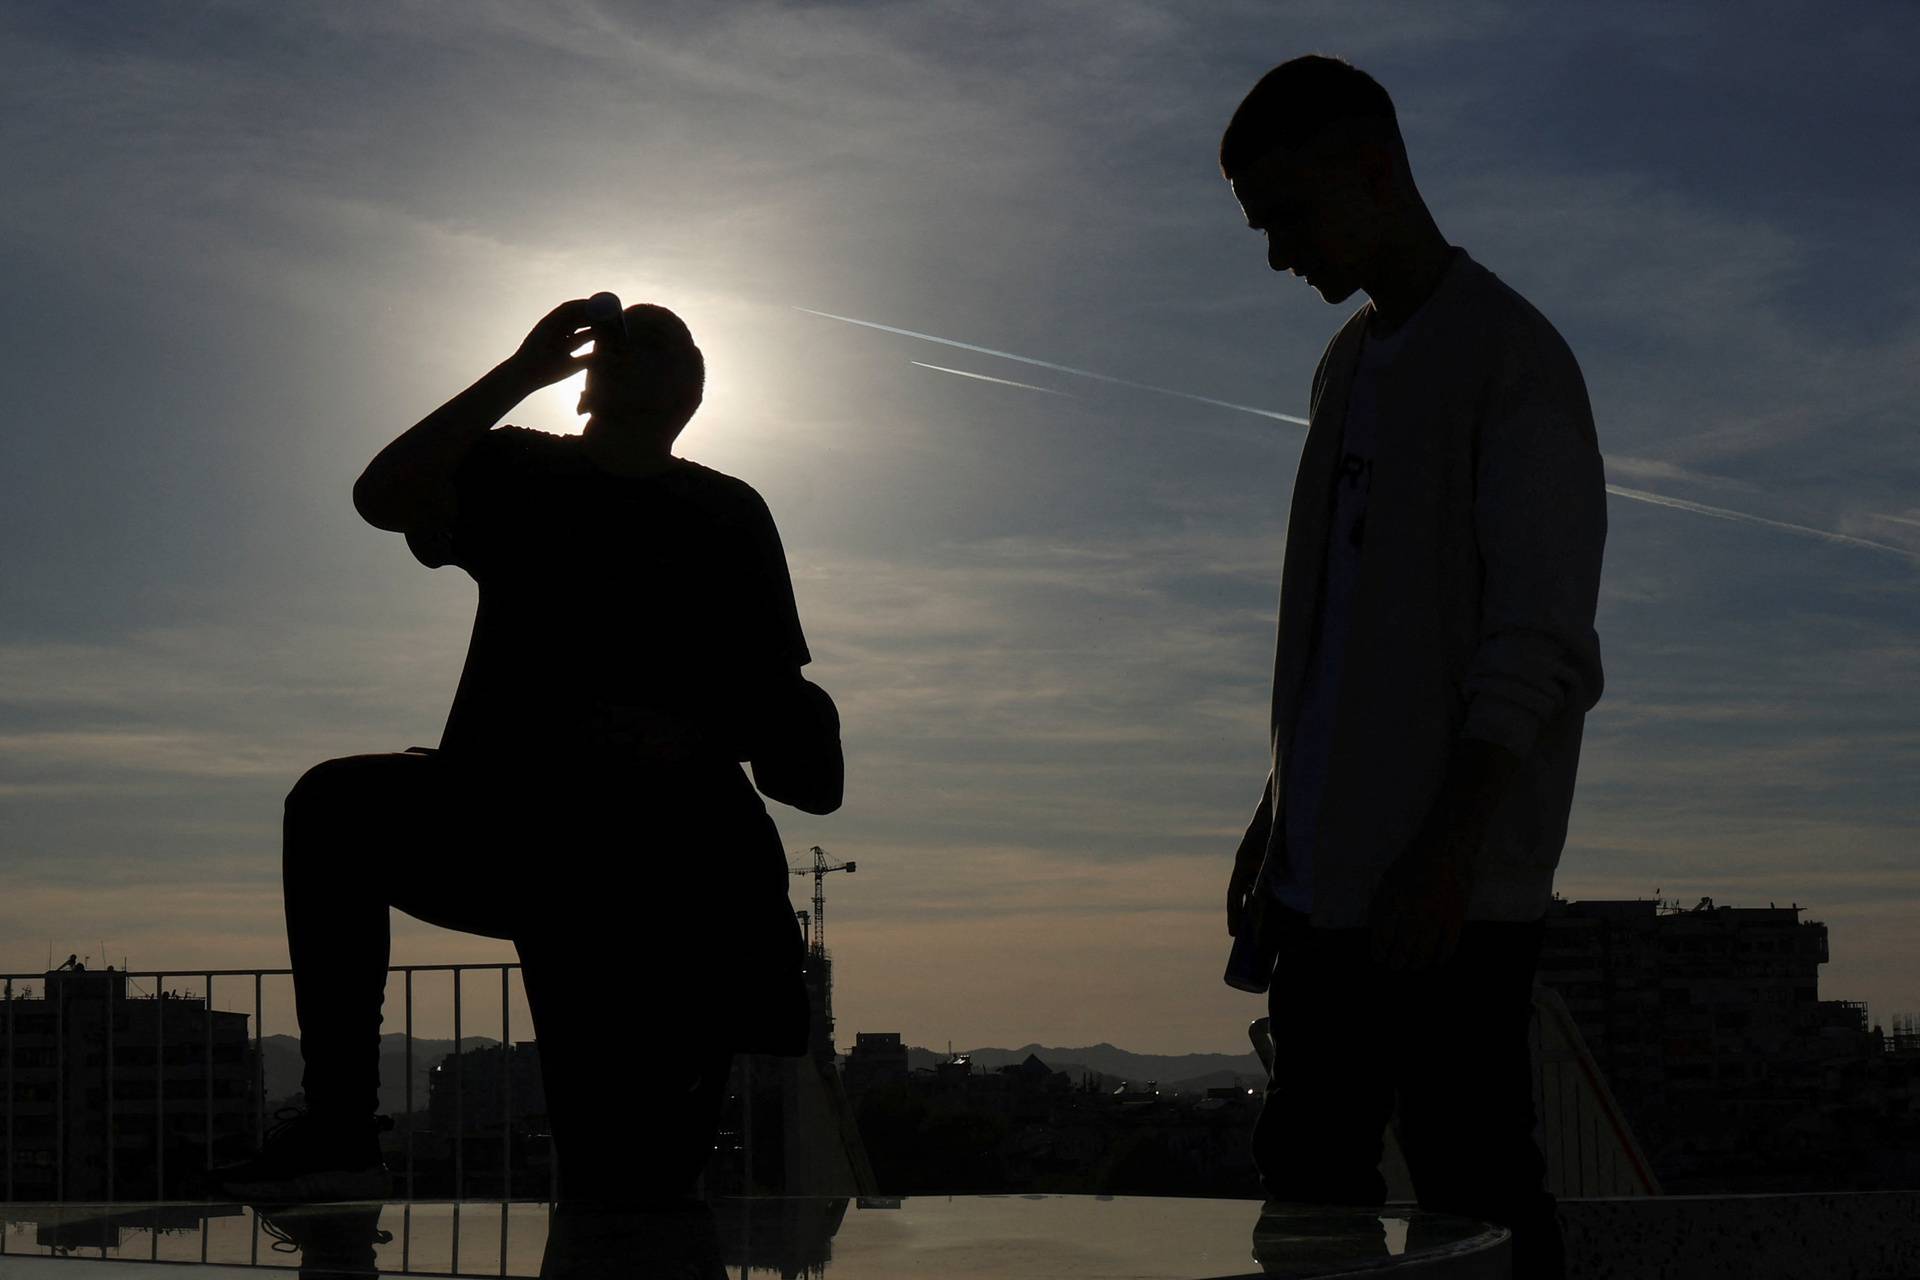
[2,1,1917,1054]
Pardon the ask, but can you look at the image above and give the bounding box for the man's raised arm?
[353,300,595,540]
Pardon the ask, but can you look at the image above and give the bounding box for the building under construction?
[707,846,875,1197]
[1536,894,1917,1190]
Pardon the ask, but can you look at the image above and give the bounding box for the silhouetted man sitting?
[217,298,840,1202]
[1219,57,1605,1280]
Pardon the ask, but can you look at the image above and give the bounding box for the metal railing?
[1529,984,1662,1197]
[0,1199,555,1274]
[1,965,538,1204]
[1248,984,1664,1200]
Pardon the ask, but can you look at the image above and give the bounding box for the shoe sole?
[217,1169,393,1203]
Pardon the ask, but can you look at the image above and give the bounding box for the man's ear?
[1353,136,1399,206]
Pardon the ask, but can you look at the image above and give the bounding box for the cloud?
[793,528,1279,860]
[1605,454,1764,493]
[4,3,1917,1049]
[805,303,1920,566]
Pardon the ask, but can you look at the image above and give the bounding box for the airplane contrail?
[911,361,1078,397]
[801,306,1919,565]
[797,307,1308,425]
[1603,486,1917,560]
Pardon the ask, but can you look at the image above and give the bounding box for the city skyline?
[3,3,1918,1054]
[11,891,1911,1206]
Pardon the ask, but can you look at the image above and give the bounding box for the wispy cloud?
[1605,454,1765,493]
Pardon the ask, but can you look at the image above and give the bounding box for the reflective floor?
[0,1196,1509,1278]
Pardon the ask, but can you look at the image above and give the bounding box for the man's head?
[578,303,705,436]
[1221,56,1419,304]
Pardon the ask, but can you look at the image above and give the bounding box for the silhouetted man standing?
[219,299,840,1202]
[1220,58,1605,1278]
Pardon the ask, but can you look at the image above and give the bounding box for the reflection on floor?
[0,1195,1509,1279]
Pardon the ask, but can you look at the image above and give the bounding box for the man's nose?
[1266,236,1290,274]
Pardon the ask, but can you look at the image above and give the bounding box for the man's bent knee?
[287,756,359,820]
[285,752,417,831]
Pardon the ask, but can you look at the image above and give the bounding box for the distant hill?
[901,1042,1266,1095]
[260,1034,501,1115]
[257,1034,1266,1111]
[1161,1068,1267,1096]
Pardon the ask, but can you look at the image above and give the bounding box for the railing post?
[55,975,65,1203]
[4,978,13,1204]
[405,967,415,1202]
[454,967,464,1202]
[500,966,510,1200]
[742,1056,753,1194]
[204,972,214,1181]
[253,972,264,1147]
[156,972,166,1201]
[106,976,115,1203]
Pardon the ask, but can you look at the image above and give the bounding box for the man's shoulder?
[1454,255,1582,375]
[1447,257,1595,440]
[493,423,576,449]
[665,459,775,524]
[469,424,575,469]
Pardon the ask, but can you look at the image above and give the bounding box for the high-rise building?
[842,1033,909,1104]
[1536,895,1882,1186]
[3,966,254,1200]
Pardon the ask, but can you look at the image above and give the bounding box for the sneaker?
[213,1107,394,1203]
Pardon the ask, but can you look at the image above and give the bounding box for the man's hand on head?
[504,299,598,392]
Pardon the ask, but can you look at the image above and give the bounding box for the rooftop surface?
[1,1195,1508,1278]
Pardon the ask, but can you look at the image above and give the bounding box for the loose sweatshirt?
[1242,246,1607,928]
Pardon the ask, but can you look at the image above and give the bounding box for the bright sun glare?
[469,274,782,458]
[530,371,590,436]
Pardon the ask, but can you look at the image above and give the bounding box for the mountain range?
[259,1033,500,1115]
[901,1041,1266,1094]
[255,1035,1268,1111]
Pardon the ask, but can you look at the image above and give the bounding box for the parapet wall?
[1387,1191,1920,1279]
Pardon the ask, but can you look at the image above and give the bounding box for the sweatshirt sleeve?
[1235,774,1275,871]
[1461,318,1608,757]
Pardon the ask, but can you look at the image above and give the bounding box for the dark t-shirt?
[421,426,811,763]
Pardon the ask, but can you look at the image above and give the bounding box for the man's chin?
[1313,278,1361,304]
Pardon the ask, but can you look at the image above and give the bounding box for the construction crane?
[790,846,856,957]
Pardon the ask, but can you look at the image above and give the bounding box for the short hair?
[621,302,705,418]
[1219,55,1401,179]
